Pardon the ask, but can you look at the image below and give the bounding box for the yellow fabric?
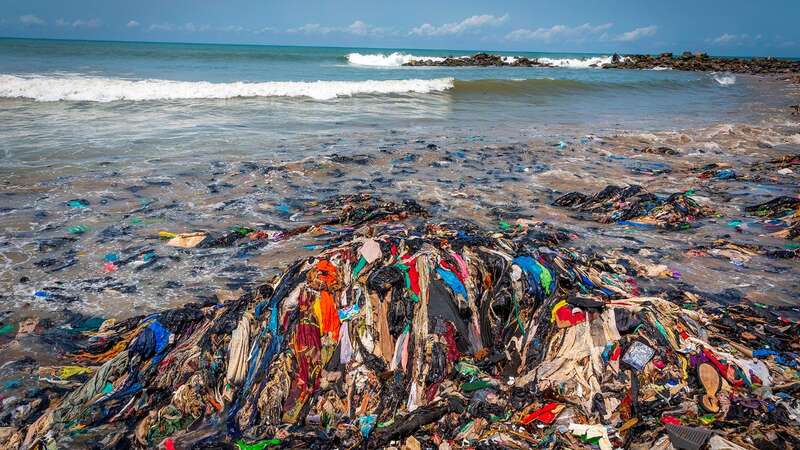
[550,299,568,322]
[59,366,92,380]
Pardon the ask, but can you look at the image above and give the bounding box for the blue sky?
[1,0,798,56]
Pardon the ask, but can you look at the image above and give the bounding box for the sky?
[1,0,798,56]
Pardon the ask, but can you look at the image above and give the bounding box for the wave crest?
[712,73,736,86]
[537,56,614,68]
[0,74,456,102]
[348,53,615,69]
[346,52,445,67]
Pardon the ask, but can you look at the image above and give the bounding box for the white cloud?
[287,20,388,36]
[708,33,763,46]
[219,25,244,33]
[615,25,657,42]
[56,18,101,29]
[181,22,210,33]
[254,26,277,34]
[347,20,369,36]
[506,23,613,42]
[288,23,331,34]
[19,14,45,26]
[712,33,737,44]
[147,22,249,33]
[411,14,508,36]
[127,20,140,29]
[148,23,174,32]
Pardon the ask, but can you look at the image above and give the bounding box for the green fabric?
[461,379,492,392]
[236,439,282,450]
[352,256,367,279]
[230,226,257,236]
[0,323,15,335]
[67,224,88,234]
[455,361,480,377]
[536,261,553,296]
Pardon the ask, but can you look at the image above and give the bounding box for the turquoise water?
[0,38,793,171]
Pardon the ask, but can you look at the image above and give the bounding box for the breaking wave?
[537,56,614,68]
[347,53,614,69]
[346,52,446,67]
[712,73,736,86]
[0,74,456,102]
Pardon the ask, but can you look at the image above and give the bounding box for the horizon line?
[1,35,794,60]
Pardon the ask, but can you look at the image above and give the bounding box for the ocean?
[0,38,798,317]
[0,38,792,174]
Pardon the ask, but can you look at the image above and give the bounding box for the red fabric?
[611,344,622,361]
[425,381,441,403]
[318,291,340,340]
[520,402,561,425]
[703,348,744,387]
[661,416,681,426]
[164,438,175,450]
[405,257,421,299]
[555,305,585,326]
[439,260,465,283]
[441,322,461,363]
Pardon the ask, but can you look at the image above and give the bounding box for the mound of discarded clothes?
[686,239,798,266]
[745,196,800,241]
[553,185,716,230]
[750,153,799,175]
[3,201,799,450]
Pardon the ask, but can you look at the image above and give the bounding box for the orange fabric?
[315,260,338,285]
[318,291,340,340]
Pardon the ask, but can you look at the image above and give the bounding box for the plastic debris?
[554,184,715,229]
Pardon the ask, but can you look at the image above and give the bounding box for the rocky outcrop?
[603,51,800,73]
[403,51,800,74]
[403,53,547,67]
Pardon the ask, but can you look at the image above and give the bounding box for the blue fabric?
[513,256,554,296]
[436,267,467,299]
[148,320,171,357]
[753,348,798,367]
[714,169,736,180]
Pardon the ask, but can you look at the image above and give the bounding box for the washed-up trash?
[698,362,722,413]
[744,196,800,240]
[665,423,714,450]
[66,224,88,234]
[66,199,90,208]
[712,168,736,180]
[165,232,209,248]
[627,160,672,176]
[3,198,798,450]
[621,340,656,371]
[553,184,715,229]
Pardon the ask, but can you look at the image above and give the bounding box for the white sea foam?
[346,52,446,67]
[712,73,736,86]
[537,56,614,68]
[0,74,456,102]
[347,52,615,69]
